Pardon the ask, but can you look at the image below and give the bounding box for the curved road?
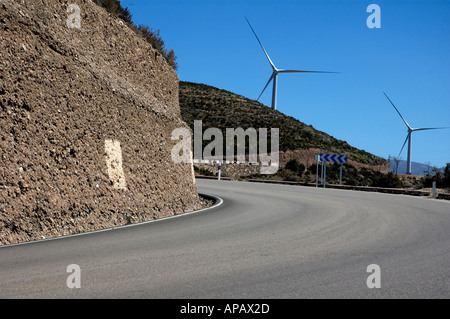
[1,179,449,298]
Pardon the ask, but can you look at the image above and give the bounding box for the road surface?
[1,179,449,298]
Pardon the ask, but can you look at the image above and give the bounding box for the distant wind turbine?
[384,92,449,175]
[245,17,338,111]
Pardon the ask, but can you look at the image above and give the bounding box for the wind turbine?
[383,92,449,175]
[245,17,337,111]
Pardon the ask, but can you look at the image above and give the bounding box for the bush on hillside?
[421,163,450,190]
[92,0,133,24]
[137,25,178,70]
[285,159,305,177]
[92,0,178,70]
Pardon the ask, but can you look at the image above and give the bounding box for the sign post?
[315,154,321,187]
[321,161,324,185]
[319,154,348,188]
[432,176,437,198]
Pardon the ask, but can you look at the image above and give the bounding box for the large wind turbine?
[245,17,337,110]
[384,92,449,175]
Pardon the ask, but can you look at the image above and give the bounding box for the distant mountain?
[389,160,443,176]
[179,81,386,165]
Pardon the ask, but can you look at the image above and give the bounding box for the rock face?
[0,0,202,245]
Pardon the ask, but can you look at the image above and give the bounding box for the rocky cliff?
[0,0,203,245]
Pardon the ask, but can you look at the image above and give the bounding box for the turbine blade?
[412,127,450,132]
[383,92,412,130]
[257,73,274,101]
[278,69,339,74]
[398,133,410,158]
[245,17,276,70]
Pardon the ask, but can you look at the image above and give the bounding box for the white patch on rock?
[105,139,127,190]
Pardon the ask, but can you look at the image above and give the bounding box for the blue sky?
[120,0,450,169]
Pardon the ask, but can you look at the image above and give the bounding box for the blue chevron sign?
[319,154,348,163]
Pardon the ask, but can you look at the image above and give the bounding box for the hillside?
[179,81,386,166]
[0,0,203,245]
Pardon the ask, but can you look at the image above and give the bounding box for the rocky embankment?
[0,0,204,245]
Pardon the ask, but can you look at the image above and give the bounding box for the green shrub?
[92,0,132,24]
[137,26,178,70]
[92,0,177,70]
[444,163,450,189]
[371,171,402,188]
[285,159,305,176]
[421,163,450,190]
[194,166,214,176]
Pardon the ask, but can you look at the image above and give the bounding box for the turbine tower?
[245,17,337,110]
[384,92,449,175]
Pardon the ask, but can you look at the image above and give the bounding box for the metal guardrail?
[195,175,450,200]
[195,175,232,181]
[247,179,450,200]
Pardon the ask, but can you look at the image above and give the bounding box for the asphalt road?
[1,179,450,298]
